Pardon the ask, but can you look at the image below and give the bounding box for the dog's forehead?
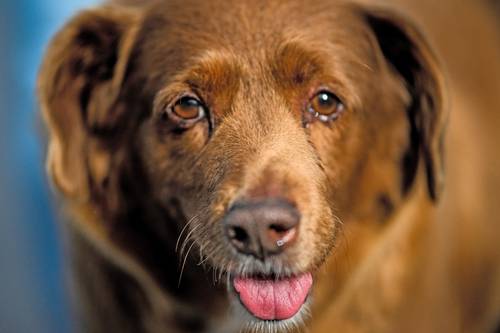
[135,0,379,94]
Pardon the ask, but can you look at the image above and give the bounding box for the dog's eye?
[172,96,205,120]
[159,95,207,129]
[307,91,344,122]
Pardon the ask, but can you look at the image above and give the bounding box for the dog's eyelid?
[152,89,211,131]
[172,96,205,119]
[304,89,346,124]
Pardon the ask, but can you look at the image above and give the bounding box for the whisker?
[175,214,199,253]
[197,241,210,265]
[178,240,197,287]
[179,222,202,258]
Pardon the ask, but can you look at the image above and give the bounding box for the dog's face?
[39,0,444,329]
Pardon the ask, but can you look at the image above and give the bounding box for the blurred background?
[0,1,498,333]
[0,1,98,332]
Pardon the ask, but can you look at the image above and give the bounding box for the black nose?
[224,198,300,259]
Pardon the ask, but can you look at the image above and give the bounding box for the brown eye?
[172,96,205,120]
[308,91,344,122]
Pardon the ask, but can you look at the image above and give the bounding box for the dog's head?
[39,0,445,329]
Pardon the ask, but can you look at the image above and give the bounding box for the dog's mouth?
[232,272,313,321]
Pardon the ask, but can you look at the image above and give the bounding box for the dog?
[37,0,500,332]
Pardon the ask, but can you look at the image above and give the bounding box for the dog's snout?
[224,199,300,259]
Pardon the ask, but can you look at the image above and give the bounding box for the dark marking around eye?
[160,110,169,122]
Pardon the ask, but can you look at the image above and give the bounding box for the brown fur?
[38,0,500,332]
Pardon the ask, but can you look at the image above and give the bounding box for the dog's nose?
[224,199,300,259]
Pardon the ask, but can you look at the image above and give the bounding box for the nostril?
[228,226,249,243]
[224,198,300,257]
[267,223,297,248]
[269,223,290,234]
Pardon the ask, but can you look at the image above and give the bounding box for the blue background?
[0,1,99,332]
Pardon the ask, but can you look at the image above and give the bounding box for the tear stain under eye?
[302,109,315,127]
[302,103,344,127]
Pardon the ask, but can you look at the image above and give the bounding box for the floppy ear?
[38,6,142,202]
[362,8,447,202]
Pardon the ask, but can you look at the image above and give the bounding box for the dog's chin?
[226,273,313,333]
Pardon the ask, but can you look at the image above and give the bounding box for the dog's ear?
[362,8,447,202]
[38,6,142,201]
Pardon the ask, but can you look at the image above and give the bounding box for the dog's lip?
[231,272,313,321]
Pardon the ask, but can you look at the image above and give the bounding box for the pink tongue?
[233,273,313,320]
